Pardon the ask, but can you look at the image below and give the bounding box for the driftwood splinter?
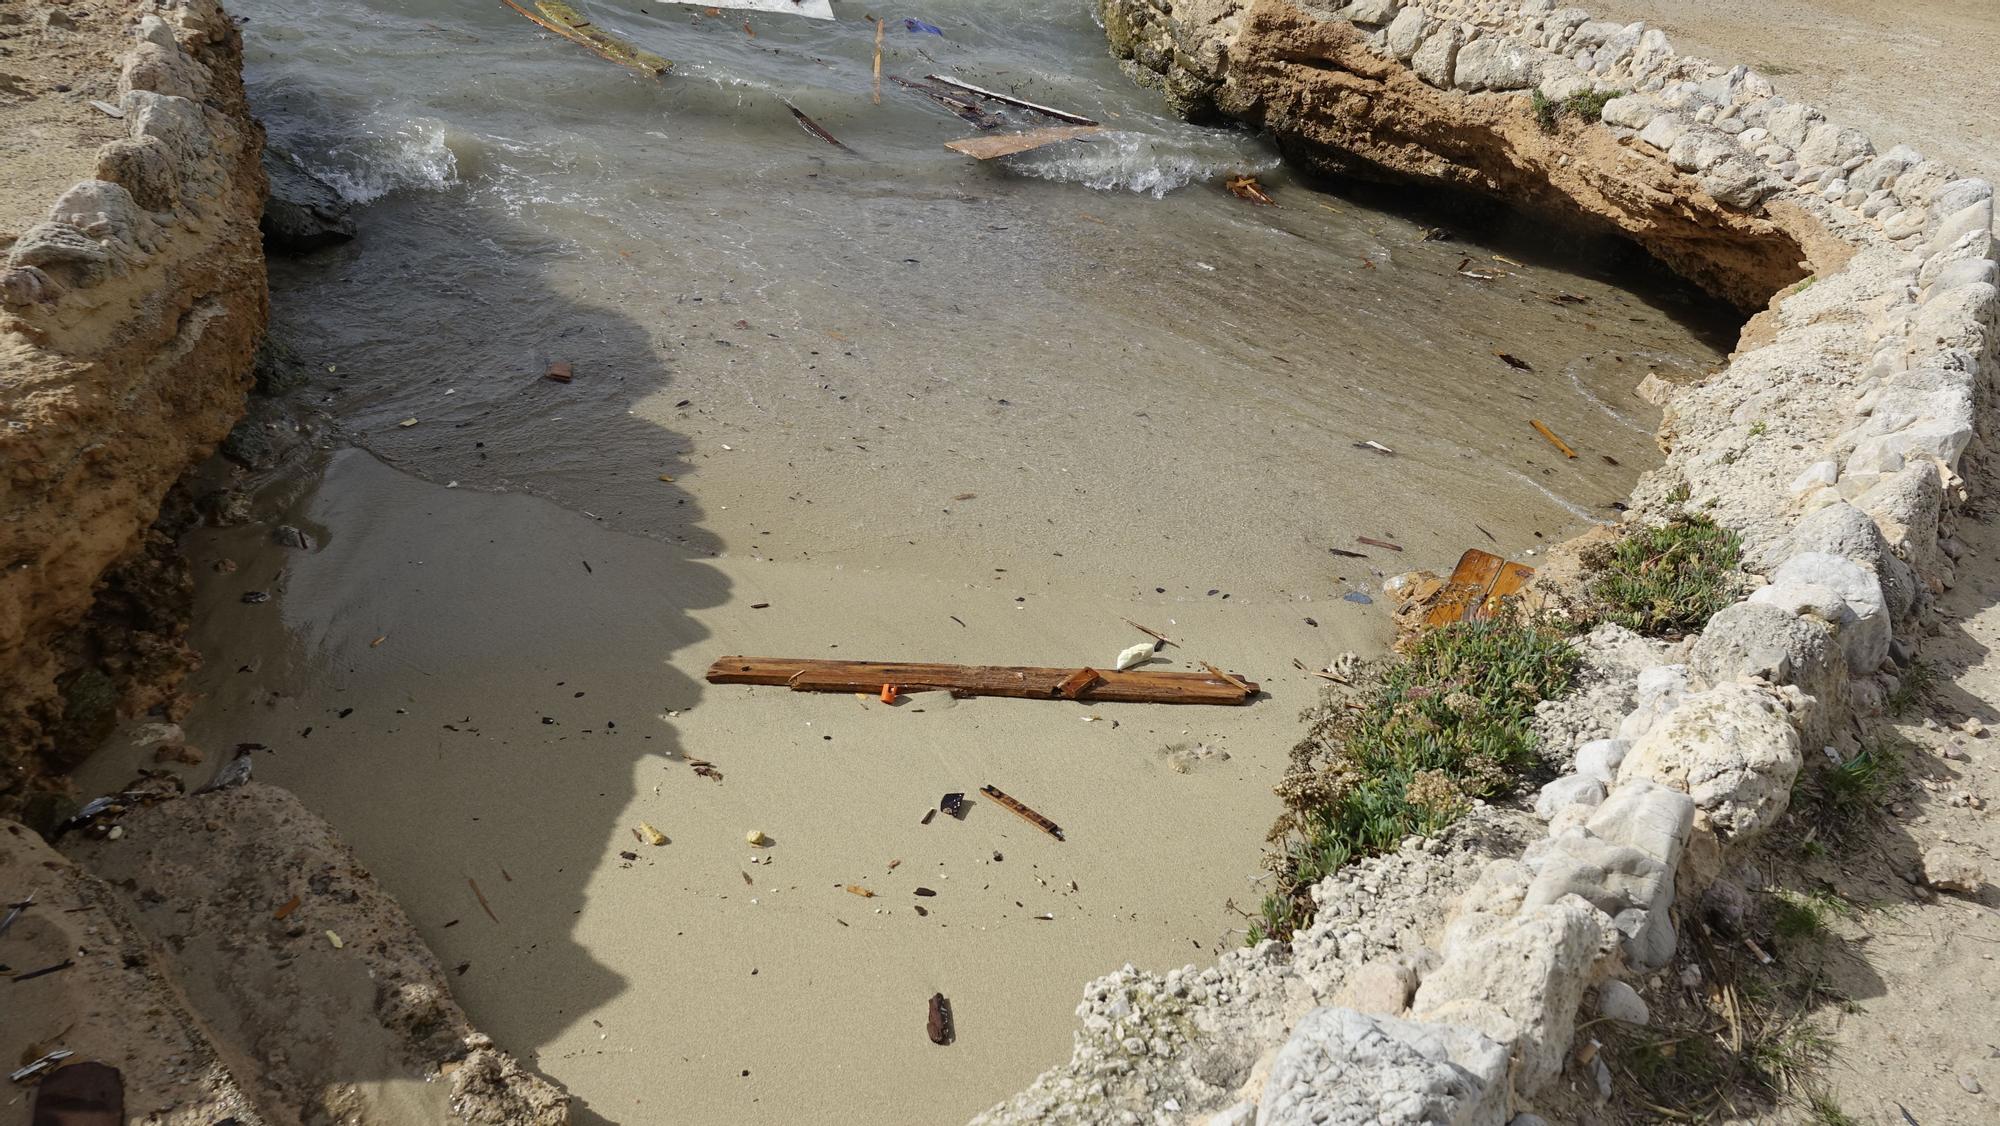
[980,785,1064,841]
[924,74,1099,125]
[708,656,1257,705]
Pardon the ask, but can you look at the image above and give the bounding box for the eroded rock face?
[1101,0,1829,309]
[1257,1007,1509,1126]
[0,0,267,813]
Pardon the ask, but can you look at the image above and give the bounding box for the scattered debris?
[980,784,1064,841]
[1494,352,1533,371]
[1225,174,1275,205]
[469,877,500,923]
[904,17,943,35]
[710,656,1258,704]
[924,74,1098,126]
[1530,419,1578,459]
[1113,642,1152,671]
[325,930,345,949]
[944,125,1103,160]
[1455,257,1498,280]
[1411,548,1537,628]
[638,821,668,846]
[1419,226,1452,241]
[1343,591,1372,604]
[10,1049,74,1084]
[1328,546,1367,559]
[1353,440,1395,455]
[745,829,770,847]
[879,683,898,704]
[500,0,671,75]
[0,892,32,938]
[273,894,302,920]
[845,884,876,898]
[939,792,966,819]
[689,758,724,782]
[914,887,938,897]
[927,992,955,1045]
[871,15,883,105]
[11,959,75,983]
[1121,618,1179,648]
[783,99,855,152]
[1056,667,1103,699]
[545,360,573,383]
[1356,536,1402,552]
[241,591,270,604]
[89,99,125,118]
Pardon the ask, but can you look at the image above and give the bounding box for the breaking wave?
[1003,130,1281,197]
[290,120,463,204]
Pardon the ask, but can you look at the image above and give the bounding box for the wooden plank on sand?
[707,656,1257,705]
[1424,549,1506,628]
[1475,561,1537,619]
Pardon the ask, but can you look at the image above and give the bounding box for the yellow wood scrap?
[944,126,1103,160]
[1530,419,1577,459]
[501,0,671,76]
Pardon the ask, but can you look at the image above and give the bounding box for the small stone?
[1960,1073,1983,1094]
[1596,980,1650,1026]
[1959,717,1987,738]
[1923,845,1983,894]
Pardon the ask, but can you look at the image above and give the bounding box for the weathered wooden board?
[945,126,1103,160]
[707,656,1258,705]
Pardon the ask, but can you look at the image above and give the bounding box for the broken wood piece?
[980,784,1064,841]
[273,894,302,920]
[871,16,883,105]
[924,74,1099,126]
[468,877,500,924]
[1424,549,1505,629]
[1478,561,1536,619]
[708,656,1257,705]
[944,125,1102,160]
[1357,535,1403,552]
[845,884,876,898]
[782,99,855,152]
[1055,667,1103,699]
[1530,419,1577,458]
[1120,617,1179,648]
[1201,662,1252,695]
[1226,174,1275,205]
[501,0,671,75]
[545,360,573,383]
[927,992,954,1045]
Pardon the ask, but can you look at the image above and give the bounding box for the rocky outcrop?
[0,0,267,814]
[32,784,568,1123]
[982,2,1999,1122]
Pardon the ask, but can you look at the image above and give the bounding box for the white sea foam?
[302,120,462,204]
[1004,130,1280,197]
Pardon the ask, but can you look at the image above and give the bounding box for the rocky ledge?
[0,0,265,816]
[979,2,1999,1123]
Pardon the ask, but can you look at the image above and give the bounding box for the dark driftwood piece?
[706,656,1257,705]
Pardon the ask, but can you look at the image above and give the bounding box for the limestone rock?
[1522,780,1693,968]
[1336,960,1418,1017]
[1453,38,1536,92]
[1411,25,1462,88]
[1599,94,1659,129]
[1534,774,1606,821]
[1384,5,1430,60]
[1573,739,1631,784]
[1595,980,1649,1026]
[1922,846,1984,895]
[1688,601,1846,748]
[1413,899,1615,1093]
[1338,0,1401,27]
[1748,552,1890,673]
[1257,1007,1509,1126]
[1618,683,1802,843]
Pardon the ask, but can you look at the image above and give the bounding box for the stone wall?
[0,0,267,814]
[978,1,1999,1122]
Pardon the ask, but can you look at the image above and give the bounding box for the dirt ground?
[1592,0,2000,185]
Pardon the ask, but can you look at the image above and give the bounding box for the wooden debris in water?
[944,125,1102,160]
[1226,174,1275,205]
[500,0,671,76]
[1356,535,1403,552]
[782,100,855,152]
[979,784,1064,841]
[1494,352,1533,371]
[924,74,1099,126]
[1530,419,1578,459]
[468,877,500,923]
[708,656,1257,705]
[871,16,883,105]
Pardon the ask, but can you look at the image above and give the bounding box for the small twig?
[469,877,500,924]
[1120,617,1179,648]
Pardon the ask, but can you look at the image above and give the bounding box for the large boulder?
[1747,552,1890,674]
[1412,899,1615,1093]
[1689,601,1847,747]
[1259,1007,1509,1126]
[1617,683,1802,843]
[1521,780,1695,968]
[261,150,356,253]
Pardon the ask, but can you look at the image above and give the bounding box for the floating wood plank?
[1424,549,1505,629]
[1530,419,1577,459]
[699,0,834,17]
[980,785,1064,841]
[945,125,1102,160]
[783,100,855,152]
[502,0,671,75]
[924,74,1099,126]
[708,657,1257,705]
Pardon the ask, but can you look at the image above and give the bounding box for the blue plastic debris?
[1343,591,1373,604]
[904,18,944,35]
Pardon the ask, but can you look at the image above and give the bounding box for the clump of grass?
[1799,745,1904,845]
[1533,88,1622,133]
[1586,514,1743,637]
[1770,889,1853,946]
[1887,658,1936,715]
[1249,614,1578,942]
